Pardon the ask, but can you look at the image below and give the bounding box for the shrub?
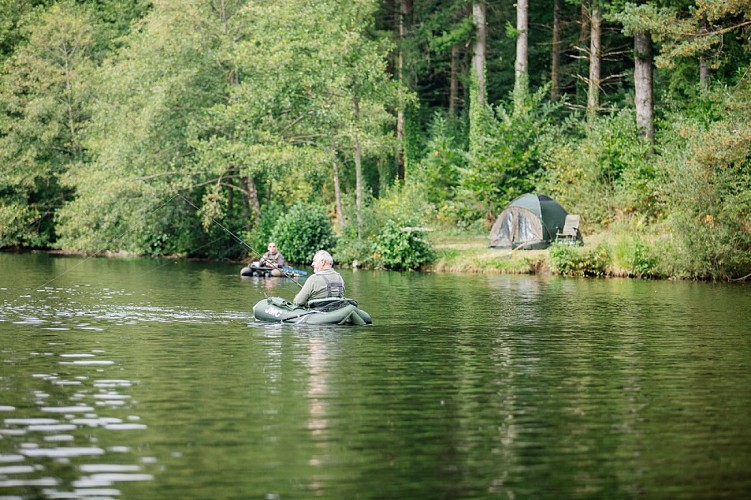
[549,242,610,277]
[658,78,751,280]
[549,242,581,276]
[333,237,372,268]
[628,240,659,278]
[271,203,336,264]
[0,203,43,247]
[334,182,437,268]
[372,221,435,271]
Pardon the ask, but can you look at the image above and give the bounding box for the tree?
[468,0,488,159]
[471,1,487,108]
[613,3,658,142]
[0,1,99,247]
[587,0,603,120]
[56,0,230,255]
[634,30,655,143]
[514,0,529,110]
[551,0,563,101]
[395,0,412,182]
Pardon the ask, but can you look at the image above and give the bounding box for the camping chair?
[555,214,581,245]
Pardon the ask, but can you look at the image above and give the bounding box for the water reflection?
[3,253,751,498]
[306,335,328,495]
[0,341,155,499]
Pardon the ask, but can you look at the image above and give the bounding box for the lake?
[1,252,750,498]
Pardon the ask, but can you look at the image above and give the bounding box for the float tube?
[240,266,306,278]
[253,297,372,325]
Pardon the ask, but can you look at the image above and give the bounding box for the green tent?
[489,194,570,250]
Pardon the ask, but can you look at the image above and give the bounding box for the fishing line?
[175,193,304,288]
[32,193,183,291]
[176,193,262,257]
[27,191,303,295]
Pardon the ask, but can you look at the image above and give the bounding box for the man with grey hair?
[293,250,345,306]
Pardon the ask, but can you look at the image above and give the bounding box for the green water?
[1,252,750,498]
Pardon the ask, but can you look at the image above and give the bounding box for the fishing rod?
[176,193,304,288]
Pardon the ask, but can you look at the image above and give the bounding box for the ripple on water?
[0,465,35,474]
[0,430,27,437]
[92,394,130,400]
[103,423,148,430]
[44,434,74,442]
[70,417,123,427]
[80,464,142,473]
[94,380,132,388]
[21,447,105,458]
[4,418,59,425]
[79,473,155,484]
[72,488,122,497]
[0,477,58,487]
[40,406,95,413]
[59,360,115,366]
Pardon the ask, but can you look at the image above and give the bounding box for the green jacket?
[293,269,345,306]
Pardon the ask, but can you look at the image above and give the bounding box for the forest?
[1,0,750,280]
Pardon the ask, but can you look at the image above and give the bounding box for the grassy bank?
[428,234,550,275]
[427,229,672,279]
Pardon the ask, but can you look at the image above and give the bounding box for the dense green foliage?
[372,221,434,271]
[550,242,611,277]
[271,203,336,265]
[1,0,750,279]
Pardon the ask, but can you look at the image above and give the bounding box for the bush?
[549,242,610,277]
[658,79,751,280]
[627,240,660,278]
[372,221,435,271]
[610,229,662,278]
[333,237,372,268]
[0,203,43,247]
[271,203,337,264]
[334,182,437,268]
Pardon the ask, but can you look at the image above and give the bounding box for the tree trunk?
[472,2,486,106]
[449,44,459,117]
[551,0,562,101]
[395,0,410,182]
[587,2,601,121]
[243,175,261,229]
[699,58,710,90]
[577,2,590,103]
[634,30,654,144]
[240,180,251,232]
[395,114,405,181]
[514,0,529,109]
[353,95,364,240]
[227,181,234,215]
[332,157,345,228]
[699,11,710,89]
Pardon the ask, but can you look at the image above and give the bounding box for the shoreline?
[3,236,747,282]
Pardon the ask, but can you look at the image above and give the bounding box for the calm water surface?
[1,252,750,499]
